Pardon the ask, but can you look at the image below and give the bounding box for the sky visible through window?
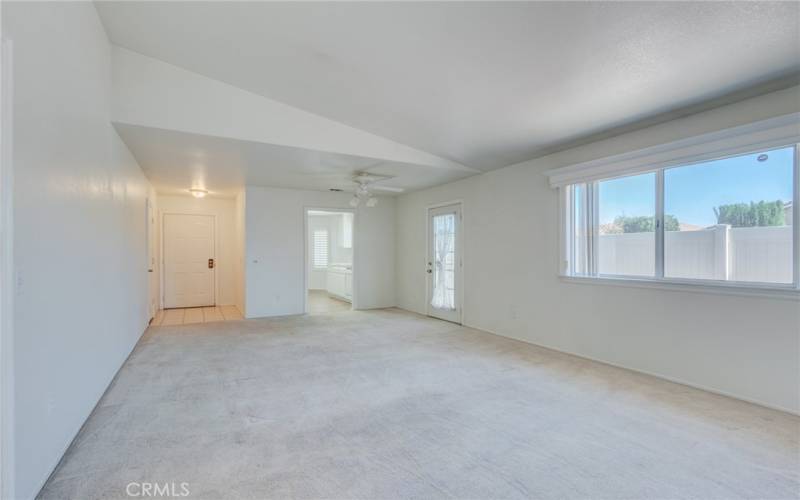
[598,147,794,227]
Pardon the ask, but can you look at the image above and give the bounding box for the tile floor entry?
[152,306,244,326]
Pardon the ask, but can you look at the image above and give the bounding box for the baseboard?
[390,307,798,416]
[468,321,800,416]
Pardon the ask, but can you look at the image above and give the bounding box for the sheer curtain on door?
[431,213,456,310]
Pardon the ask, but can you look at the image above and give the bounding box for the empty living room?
[1,1,799,499]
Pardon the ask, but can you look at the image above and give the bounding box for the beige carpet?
[40,308,799,499]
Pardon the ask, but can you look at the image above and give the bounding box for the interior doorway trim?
[425,200,464,325]
[145,197,157,321]
[160,211,218,309]
[303,206,357,314]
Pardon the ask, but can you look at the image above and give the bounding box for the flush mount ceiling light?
[189,188,208,198]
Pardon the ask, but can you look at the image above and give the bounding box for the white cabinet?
[327,271,346,298]
[326,265,352,302]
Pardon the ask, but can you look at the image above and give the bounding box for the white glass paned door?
[427,204,461,323]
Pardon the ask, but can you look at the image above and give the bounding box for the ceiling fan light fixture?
[347,172,394,208]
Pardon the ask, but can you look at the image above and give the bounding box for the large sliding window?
[564,144,799,290]
[598,172,657,277]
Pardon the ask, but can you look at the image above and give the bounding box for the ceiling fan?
[348,172,404,207]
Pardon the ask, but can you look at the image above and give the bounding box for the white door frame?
[303,207,357,313]
[146,198,156,320]
[0,37,15,500]
[425,200,464,324]
[160,212,217,308]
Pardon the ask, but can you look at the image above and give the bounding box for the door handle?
[208,258,215,269]
[148,269,153,273]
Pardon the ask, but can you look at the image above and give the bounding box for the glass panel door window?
[664,147,794,284]
[431,213,456,310]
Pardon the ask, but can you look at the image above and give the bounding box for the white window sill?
[559,275,800,300]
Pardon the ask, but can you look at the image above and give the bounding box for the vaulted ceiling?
[96,1,800,193]
[113,123,476,197]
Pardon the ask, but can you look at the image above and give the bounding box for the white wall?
[354,199,396,310]
[157,195,240,308]
[330,213,354,265]
[2,3,153,498]
[245,186,394,317]
[396,86,800,414]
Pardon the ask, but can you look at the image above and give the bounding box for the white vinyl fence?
[599,225,793,283]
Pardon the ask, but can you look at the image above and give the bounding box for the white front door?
[427,204,462,323]
[163,214,215,308]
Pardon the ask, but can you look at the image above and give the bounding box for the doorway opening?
[305,208,355,314]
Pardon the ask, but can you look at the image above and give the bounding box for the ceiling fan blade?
[371,185,405,193]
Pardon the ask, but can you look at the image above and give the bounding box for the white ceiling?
[113,123,473,197]
[97,1,800,171]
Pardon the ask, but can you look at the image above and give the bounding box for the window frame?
[559,143,800,297]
